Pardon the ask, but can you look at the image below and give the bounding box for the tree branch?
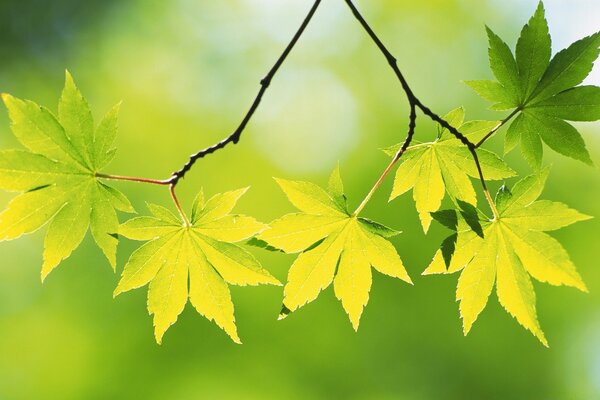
[344,0,505,218]
[343,0,474,148]
[168,0,322,185]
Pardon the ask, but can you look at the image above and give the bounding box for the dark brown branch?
[168,0,322,185]
[344,0,504,218]
[343,0,474,149]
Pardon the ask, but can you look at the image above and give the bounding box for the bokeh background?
[0,0,599,399]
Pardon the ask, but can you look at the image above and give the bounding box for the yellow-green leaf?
[388,108,515,232]
[0,73,133,277]
[260,167,411,330]
[432,170,589,345]
[115,188,279,344]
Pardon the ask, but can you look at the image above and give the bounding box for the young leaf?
[0,71,134,280]
[114,189,279,344]
[257,167,412,330]
[467,2,600,168]
[386,108,515,232]
[426,169,591,346]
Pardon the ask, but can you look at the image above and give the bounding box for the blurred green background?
[0,0,599,399]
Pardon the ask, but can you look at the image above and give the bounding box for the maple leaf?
[466,2,600,168]
[425,168,591,346]
[0,71,133,280]
[256,166,412,330]
[114,188,280,344]
[385,107,515,232]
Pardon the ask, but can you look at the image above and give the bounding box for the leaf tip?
[462,319,473,336]
[578,284,590,294]
[278,304,292,321]
[64,69,75,86]
[538,332,549,348]
[269,275,283,287]
[40,260,57,283]
[113,285,125,298]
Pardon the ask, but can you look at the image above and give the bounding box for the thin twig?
[168,0,322,185]
[475,108,520,148]
[95,173,171,186]
[343,0,473,147]
[354,105,416,216]
[344,0,503,217]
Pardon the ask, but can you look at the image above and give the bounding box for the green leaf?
[358,218,400,238]
[115,189,279,344]
[273,178,347,217]
[259,213,347,254]
[1,93,85,168]
[428,170,589,345]
[504,115,523,154]
[94,102,121,169]
[437,107,465,140]
[194,188,249,224]
[530,86,600,121]
[516,2,551,99]
[257,166,411,330]
[0,72,133,278]
[507,110,592,168]
[531,32,600,102]
[519,117,544,169]
[486,27,521,104]
[470,5,600,168]
[328,163,348,212]
[533,111,592,165]
[59,71,95,169]
[456,225,497,335]
[388,108,515,232]
[464,80,517,110]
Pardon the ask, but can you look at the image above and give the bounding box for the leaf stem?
[468,148,500,219]
[170,184,191,226]
[95,173,171,186]
[474,108,521,148]
[354,105,417,216]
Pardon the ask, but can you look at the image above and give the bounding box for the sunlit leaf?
[387,108,515,232]
[427,169,590,345]
[115,189,278,344]
[0,71,133,279]
[257,167,412,330]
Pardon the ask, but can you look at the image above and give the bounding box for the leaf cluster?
[0,1,598,345]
